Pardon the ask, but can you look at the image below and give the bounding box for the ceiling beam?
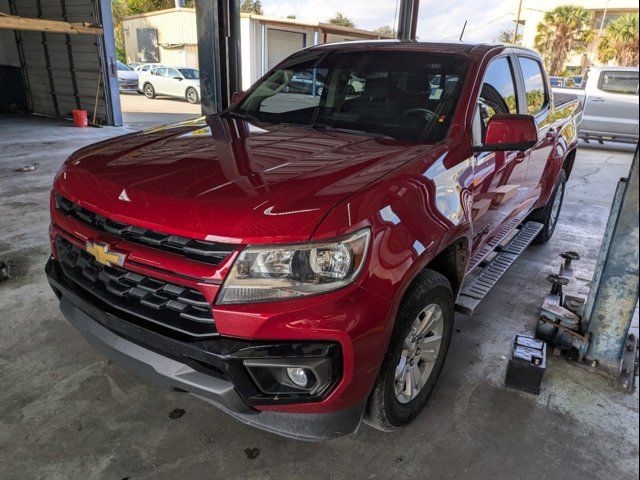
[0,13,103,35]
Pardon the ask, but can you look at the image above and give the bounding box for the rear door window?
[518,57,548,115]
[599,71,639,94]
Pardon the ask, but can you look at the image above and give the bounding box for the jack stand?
[537,253,590,360]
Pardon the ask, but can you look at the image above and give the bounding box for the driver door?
[470,56,531,261]
[164,68,184,97]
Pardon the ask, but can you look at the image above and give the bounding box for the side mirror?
[231,90,246,104]
[474,114,538,152]
[173,76,183,81]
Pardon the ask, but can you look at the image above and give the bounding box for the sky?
[260,0,518,43]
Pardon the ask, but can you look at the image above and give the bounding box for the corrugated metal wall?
[7,0,121,125]
[123,8,198,65]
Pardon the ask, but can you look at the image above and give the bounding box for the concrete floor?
[120,93,201,130]
[0,114,638,480]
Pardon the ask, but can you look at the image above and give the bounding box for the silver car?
[553,66,639,144]
[139,66,201,104]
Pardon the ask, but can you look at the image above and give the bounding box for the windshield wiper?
[312,123,393,139]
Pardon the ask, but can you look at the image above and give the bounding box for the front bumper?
[46,258,365,440]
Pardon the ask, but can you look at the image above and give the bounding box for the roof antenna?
[459,20,468,41]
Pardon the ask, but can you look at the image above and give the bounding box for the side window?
[518,57,548,115]
[475,57,518,140]
[599,71,639,95]
[166,68,180,79]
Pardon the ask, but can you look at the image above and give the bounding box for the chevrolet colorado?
[46,41,579,440]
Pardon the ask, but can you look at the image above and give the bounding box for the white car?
[139,66,201,104]
[133,63,164,73]
[116,61,139,93]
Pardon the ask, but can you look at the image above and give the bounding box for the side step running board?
[456,221,544,316]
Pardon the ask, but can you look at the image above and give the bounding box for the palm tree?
[534,6,594,76]
[597,14,639,66]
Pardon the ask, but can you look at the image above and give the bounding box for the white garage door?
[267,29,305,70]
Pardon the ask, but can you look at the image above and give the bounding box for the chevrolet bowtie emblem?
[85,242,126,267]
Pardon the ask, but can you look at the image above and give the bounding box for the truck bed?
[553,91,581,110]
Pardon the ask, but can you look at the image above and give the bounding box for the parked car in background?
[116,61,139,93]
[48,42,579,440]
[550,76,577,88]
[134,63,164,73]
[139,66,201,104]
[553,66,639,144]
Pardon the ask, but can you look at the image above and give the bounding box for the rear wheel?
[186,87,199,104]
[365,269,454,431]
[143,83,156,99]
[531,169,566,244]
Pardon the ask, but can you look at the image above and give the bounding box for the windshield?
[117,61,131,71]
[230,50,469,142]
[179,68,200,79]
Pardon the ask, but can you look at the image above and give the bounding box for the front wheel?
[186,87,199,104]
[365,269,454,431]
[531,169,566,244]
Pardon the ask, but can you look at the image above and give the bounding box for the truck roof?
[586,66,639,72]
[309,39,539,57]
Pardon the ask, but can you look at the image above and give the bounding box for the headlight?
[217,228,370,305]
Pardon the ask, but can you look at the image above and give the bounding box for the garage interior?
[0,0,638,479]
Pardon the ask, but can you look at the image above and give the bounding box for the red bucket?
[72,109,88,127]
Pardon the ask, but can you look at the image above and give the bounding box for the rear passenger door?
[515,56,555,206]
[153,68,168,94]
[470,56,530,257]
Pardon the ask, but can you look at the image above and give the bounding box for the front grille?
[55,235,218,338]
[54,194,235,265]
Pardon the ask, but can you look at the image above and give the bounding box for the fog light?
[286,367,310,387]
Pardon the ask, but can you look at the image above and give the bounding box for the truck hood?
[54,116,433,244]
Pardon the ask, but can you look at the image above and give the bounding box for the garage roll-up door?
[7,0,121,126]
[267,29,305,70]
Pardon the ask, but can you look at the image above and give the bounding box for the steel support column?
[195,0,242,115]
[397,0,420,41]
[584,148,639,373]
[96,0,123,126]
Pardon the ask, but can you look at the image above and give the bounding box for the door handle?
[545,128,558,140]
[592,97,605,102]
[515,149,530,162]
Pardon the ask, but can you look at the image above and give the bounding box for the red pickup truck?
[46,41,579,440]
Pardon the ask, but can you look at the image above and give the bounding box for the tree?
[534,6,594,76]
[494,28,522,44]
[328,12,355,28]
[597,14,639,66]
[241,0,263,15]
[374,25,394,37]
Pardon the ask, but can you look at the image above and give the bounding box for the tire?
[531,169,566,244]
[186,87,199,104]
[365,269,454,431]
[143,83,156,99]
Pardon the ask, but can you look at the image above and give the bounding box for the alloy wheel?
[394,304,444,404]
